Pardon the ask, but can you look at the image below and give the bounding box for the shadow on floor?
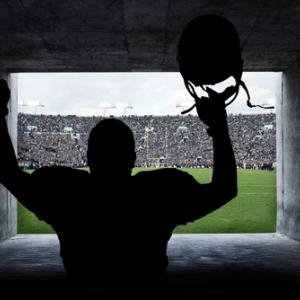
[1,234,300,298]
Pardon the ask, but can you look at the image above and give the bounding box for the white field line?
[238,184,275,187]
[240,192,275,195]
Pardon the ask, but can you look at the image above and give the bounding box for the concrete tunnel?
[1,0,300,297]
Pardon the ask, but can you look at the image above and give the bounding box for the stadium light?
[98,101,133,116]
[262,99,275,110]
[18,101,45,114]
[98,102,117,116]
[114,102,133,115]
[176,101,194,109]
[98,102,115,109]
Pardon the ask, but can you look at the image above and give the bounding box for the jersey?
[14,166,213,288]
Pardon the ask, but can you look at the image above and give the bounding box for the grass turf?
[18,168,276,234]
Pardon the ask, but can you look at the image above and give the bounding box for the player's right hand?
[195,87,227,130]
[0,79,11,116]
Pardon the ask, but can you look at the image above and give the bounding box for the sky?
[17,72,281,116]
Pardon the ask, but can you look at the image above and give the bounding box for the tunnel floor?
[0,233,300,298]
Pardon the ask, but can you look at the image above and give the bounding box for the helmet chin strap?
[180,80,198,114]
[239,80,275,110]
[181,77,274,115]
[181,78,239,115]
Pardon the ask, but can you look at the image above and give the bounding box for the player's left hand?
[0,79,11,116]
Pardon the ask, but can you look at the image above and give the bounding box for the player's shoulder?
[32,166,89,178]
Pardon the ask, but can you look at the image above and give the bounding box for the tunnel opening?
[5,69,300,298]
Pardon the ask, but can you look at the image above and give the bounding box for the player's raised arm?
[0,79,31,201]
[175,15,243,217]
[196,89,237,208]
[0,79,19,176]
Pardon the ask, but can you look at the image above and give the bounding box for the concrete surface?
[0,233,300,297]
[167,233,300,296]
[0,0,300,72]
[0,74,17,242]
[277,60,300,240]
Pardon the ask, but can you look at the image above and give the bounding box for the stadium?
[18,113,276,170]
[17,112,276,234]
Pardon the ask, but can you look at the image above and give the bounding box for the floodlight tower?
[18,101,45,114]
[114,102,133,115]
[98,102,116,116]
[176,101,195,113]
[175,103,185,109]
[262,100,276,113]
[121,103,133,116]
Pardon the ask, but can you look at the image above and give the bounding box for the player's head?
[177,14,243,87]
[87,118,136,177]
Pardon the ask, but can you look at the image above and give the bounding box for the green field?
[18,168,276,233]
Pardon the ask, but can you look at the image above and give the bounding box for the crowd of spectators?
[17,113,276,170]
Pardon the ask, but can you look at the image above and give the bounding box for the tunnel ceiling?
[0,0,299,72]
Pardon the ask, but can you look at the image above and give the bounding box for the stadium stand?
[17,113,276,170]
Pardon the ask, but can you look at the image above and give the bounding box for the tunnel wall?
[0,74,17,241]
[277,60,300,240]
